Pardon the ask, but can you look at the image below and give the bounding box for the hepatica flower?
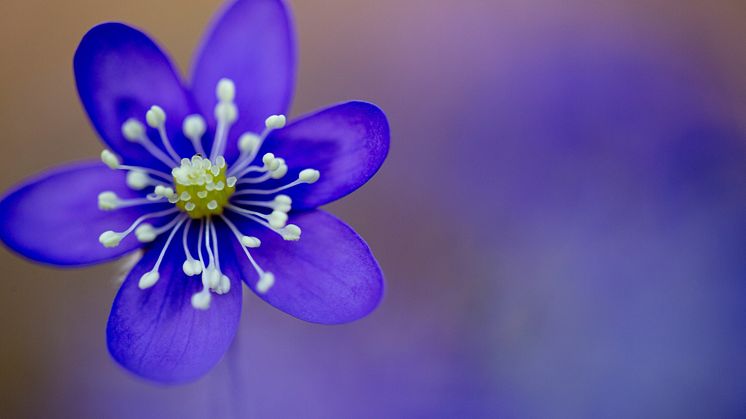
[0,0,388,383]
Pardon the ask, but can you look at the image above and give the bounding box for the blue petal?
[190,0,295,163]
[0,161,164,267]
[225,210,384,324]
[107,224,243,383]
[74,23,197,171]
[259,101,390,210]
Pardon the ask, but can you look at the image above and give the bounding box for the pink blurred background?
[1,0,746,417]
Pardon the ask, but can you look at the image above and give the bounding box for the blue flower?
[0,0,388,383]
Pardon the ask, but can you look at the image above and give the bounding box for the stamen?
[225,204,284,228]
[122,117,179,168]
[232,169,320,197]
[183,115,207,156]
[181,219,203,276]
[138,216,187,289]
[209,79,238,160]
[256,272,275,294]
[98,191,119,210]
[238,133,260,155]
[210,220,231,294]
[190,218,216,309]
[202,218,220,290]
[216,78,236,102]
[99,149,172,181]
[220,215,275,293]
[119,165,172,182]
[280,224,302,241]
[126,170,166,190]
[240,236,261,248]
[231,164,269,180]
[98,207,179,248]
[135,215,183,243]
[227,114,287,177]
[265,114,287,130]
[147,106,182,163]
[226,204,301,241]
[97,191,165,211]
[236,173,271,185]
[191,286,212,310]
[154,185,178,203]
[232,194,292,212]
[196,219,206,272]
[101,149,121,169]
[236,154,288,185]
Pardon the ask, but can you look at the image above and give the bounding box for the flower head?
[0,0,388,383]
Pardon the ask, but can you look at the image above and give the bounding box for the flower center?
[97,78,321,309]
[172,155,236,219]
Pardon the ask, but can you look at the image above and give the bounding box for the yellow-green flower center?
[172,155,236,219]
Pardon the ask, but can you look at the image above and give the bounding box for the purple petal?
[226,210,384,324]
[0,161,162,266]
[107,225,242,384]
[74,23,196,170]
[190,0,295,163]
[260,101,390,210]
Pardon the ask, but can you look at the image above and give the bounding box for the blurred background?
[1,0,746,417]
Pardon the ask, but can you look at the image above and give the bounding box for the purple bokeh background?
[1,0,745,417]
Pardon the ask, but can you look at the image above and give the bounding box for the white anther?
[268,211,288,228]
[299,169,320,183]
[265,115,286,130]
[271,162,288,179]
[182,258,203,276]
[99,231,123,248]
[197,191,208,199]
[98,191,119,210]
[191,289,211,310]
[183,259,196,276]
[126,170,151,190]
[180,192,191,201]
[238,133,261,154]
[240,236,261,248]
[183,115,207,139]
[203,267,221,289]
[216,78,236,102]
[280,224,301,241]
[215,102,238,123]
[226,176,237,188]
[101,150,121,169]
[184,202,196,212]
[207,200,218,210]
[275,195,292,205]
[121,119,146,141]
[215,275,231,295]
[154,185,176,199]
[262,153,276,167]
[216,156,226,168]
[274,202,291,212]
[146,105,166,128]
[256,272,275,294]
[135,224,157,243]
[138,271,160,289]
